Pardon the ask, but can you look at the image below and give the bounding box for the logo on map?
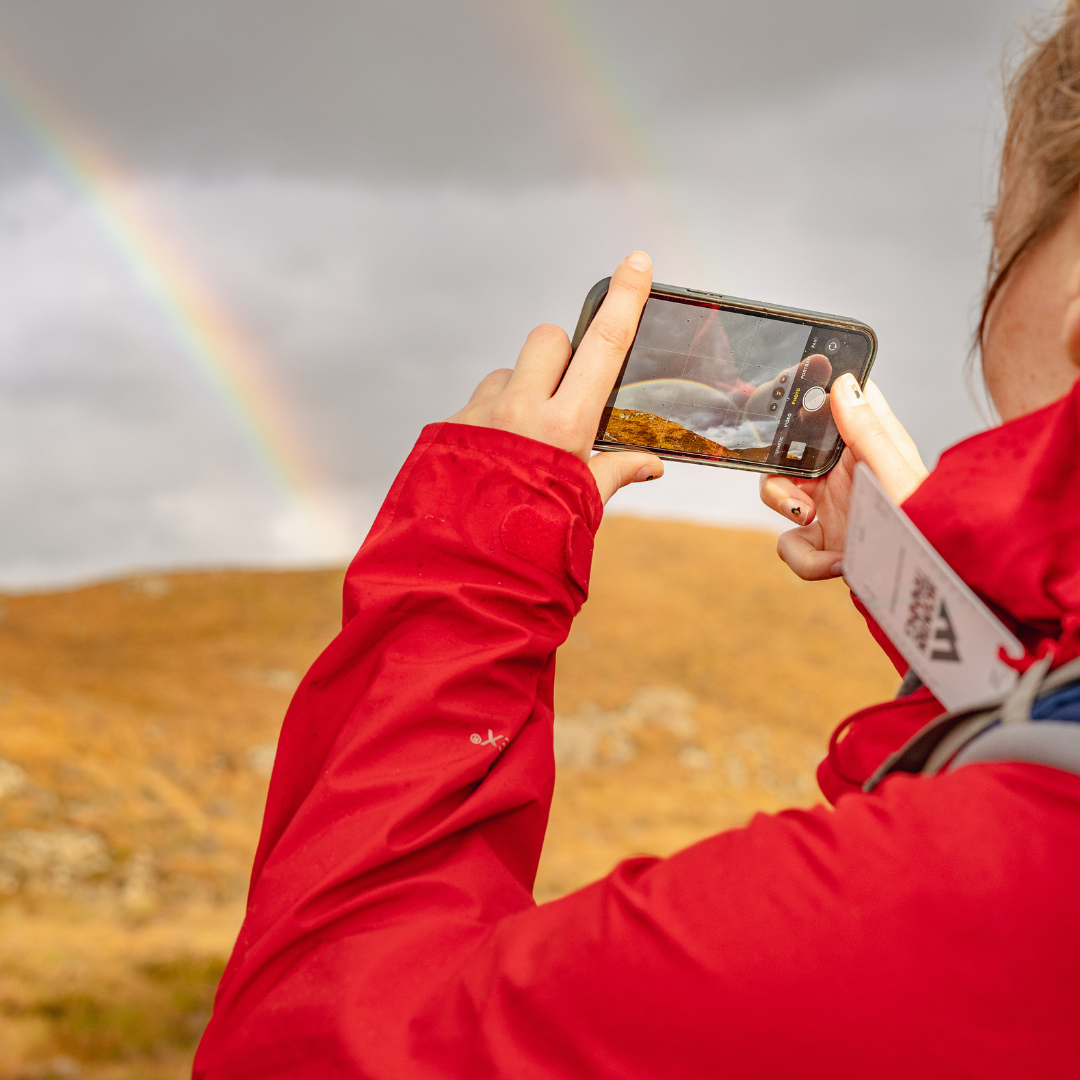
[904,570,960,663]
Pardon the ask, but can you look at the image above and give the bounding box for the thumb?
[831,373,926,504]
[589,451,664,506]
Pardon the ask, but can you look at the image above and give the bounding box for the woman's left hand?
[448,252,664,505]
[758,377,928,579]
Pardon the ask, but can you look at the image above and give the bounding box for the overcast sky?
[0,0,1053,587]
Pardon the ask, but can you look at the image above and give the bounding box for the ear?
[1063,293,1080,369]
[1062,187,1080,368]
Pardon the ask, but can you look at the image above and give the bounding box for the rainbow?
[0,48,353,562]
[487,0,715,284]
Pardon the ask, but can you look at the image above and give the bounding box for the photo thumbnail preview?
[597,297,852,464]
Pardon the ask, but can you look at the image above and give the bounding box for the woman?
[196,6,1080,1077]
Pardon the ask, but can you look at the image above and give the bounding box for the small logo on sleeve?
[471,729,509,749]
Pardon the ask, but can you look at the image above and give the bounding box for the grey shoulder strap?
[949,721,1080,776]
[863,655,1080,792]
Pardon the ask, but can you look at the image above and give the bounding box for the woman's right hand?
[758,375,928,580]
[447,251,664,506]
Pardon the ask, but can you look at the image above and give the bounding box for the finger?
[831,373,926,504]
[468,368,513,403]
[862,380,927,474]
[556,251,652,413]
[446,368,512,422]
[588,450,664,506]
[758,473,817,525]
[776,524,844,582]
[507,323,572,397]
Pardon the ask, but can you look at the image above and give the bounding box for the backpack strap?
[863,655,1080,792]
[948,722,1080,776]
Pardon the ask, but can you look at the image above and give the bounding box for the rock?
[0,757,29,798]
[246,743,277,778]
[260,668,300,691]
[0,828,110,893]
[19,1055,83,1079]
[677,746,714,771]
[127,576,171,598]
[204,797,236,818]
[554,687,706,771]
[120,850,157,915]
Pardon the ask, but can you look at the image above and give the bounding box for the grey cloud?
[0,0,1046,180]
[0,0,1053,586]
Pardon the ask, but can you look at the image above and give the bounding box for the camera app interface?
[597,296,870,469]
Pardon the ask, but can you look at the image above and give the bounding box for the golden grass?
[0,517,898,1077]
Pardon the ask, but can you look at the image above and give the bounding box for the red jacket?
[195,391,1080,1079]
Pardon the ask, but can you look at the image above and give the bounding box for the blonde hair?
[982,0,1080,348]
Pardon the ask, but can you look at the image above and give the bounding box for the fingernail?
[626,251,651,272]
[634,464,659,482]
[830,561,844,577]
[837,373,865,406]
[781,499,805,519]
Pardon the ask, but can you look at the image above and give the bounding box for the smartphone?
[571,279,877,478]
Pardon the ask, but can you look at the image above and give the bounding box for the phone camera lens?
[827,340,839,353]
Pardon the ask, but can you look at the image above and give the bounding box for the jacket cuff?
[355,422,604,614]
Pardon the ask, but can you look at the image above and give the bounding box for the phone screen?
[597,294,873,472]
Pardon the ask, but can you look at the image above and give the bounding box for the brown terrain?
[601,408,771,462]
[0,517,898,1079]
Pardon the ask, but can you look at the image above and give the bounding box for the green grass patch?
[30,955,225,1062]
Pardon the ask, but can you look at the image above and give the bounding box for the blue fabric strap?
[1031,680,1080,722]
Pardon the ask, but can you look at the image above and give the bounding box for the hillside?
[0,517,898,1078]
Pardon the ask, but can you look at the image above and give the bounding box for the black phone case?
[571,278,878,479]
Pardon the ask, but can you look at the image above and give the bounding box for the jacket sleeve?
[195,423,1080,1080]
[194,421,603,1076]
